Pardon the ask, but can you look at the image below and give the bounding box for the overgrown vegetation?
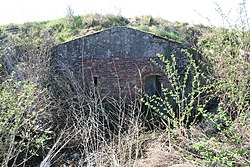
[0,75,51,166]
[140,1,250,166]
[189,21,250,166]
[0,13,206,45]
[0,1,250,166]
[143,51,214,131]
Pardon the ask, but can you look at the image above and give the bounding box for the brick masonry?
[75,57,168,97]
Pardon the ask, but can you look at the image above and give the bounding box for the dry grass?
[135,132,199,167]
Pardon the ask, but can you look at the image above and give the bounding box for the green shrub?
[142,51,214,131]
[0,73,51,166]
[198,27,250,121]
[188,128,249,167]
[186,2,250,166]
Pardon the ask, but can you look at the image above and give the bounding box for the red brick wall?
[76,57,168,98]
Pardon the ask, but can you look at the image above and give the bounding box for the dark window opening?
[144,75,162,96]
[93,77,98,86]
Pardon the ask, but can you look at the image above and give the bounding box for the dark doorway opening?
[93,77,98,87]
[144,75,162,96]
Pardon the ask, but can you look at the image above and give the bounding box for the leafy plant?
[198,2,250,121]
[142,51,214,132]
[0,73,51,166]
[0,24,53,166]
[185,1,250,166]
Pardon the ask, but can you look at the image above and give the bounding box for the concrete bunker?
[51,26,188,98]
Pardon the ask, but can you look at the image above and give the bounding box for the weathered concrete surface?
[52,27,187,70]
[51,26,188,97]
